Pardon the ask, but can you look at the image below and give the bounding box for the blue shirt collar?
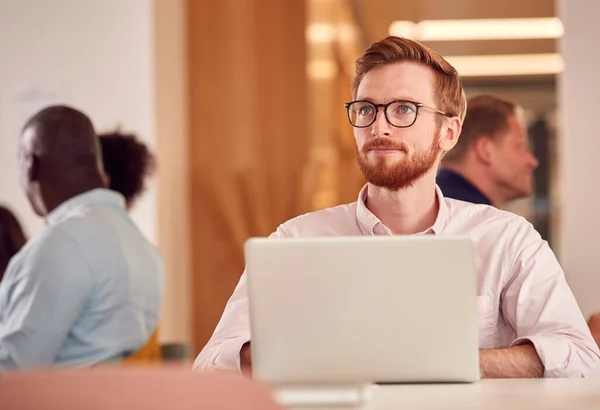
[436,169,492,206]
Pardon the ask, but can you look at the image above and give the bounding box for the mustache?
[362,139,407,152]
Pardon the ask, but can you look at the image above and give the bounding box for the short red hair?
[352,36,467,121]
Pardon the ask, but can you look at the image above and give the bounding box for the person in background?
[0,206,27,281]
[99,131,156,210]
[194,36,599,378]
[0,132,155,280]
[436,95,538,208]
[0,105,163,372]
[437,96,600,348]
[99,130,161,363]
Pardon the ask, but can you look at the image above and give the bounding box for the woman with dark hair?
[98,130,161,363]
[98,131,156,209]
[0,206,27,281]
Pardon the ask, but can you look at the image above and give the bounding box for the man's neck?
[365,173,439,235]
[443,162,506,208]
[42,181,104,217]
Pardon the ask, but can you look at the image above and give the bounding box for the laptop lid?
[246,235,480,385]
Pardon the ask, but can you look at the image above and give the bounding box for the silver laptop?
[245,236,480,386]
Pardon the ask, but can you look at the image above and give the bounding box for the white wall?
[0,0,155,242]
[558,0,600,317]
[0,0,191,344]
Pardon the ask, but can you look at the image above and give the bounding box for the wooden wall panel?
[187,0,308,352]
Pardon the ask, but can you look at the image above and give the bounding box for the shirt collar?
[46,188,126,227]
[355,184,448,236]
[436,169,492,206]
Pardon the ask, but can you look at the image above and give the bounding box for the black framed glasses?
[344,99,452,128]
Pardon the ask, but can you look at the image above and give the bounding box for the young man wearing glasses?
[194,36,600,378]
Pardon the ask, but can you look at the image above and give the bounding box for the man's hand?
[240,342,252,376]
[479,343,544,378]
[588,313,600,346]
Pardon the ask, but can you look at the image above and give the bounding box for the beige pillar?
[557,0,600,318]
[154,0,192,344]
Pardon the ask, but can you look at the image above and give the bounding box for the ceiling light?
[307,60,338,79]
[389,18,564,41]
[388,21,417,39]
[306,23,336,43]
[306,23,359,43]
[446,53,564,77]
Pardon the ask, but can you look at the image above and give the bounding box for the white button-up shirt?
[194,185,600,377]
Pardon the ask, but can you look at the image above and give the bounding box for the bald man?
[0,105,163,372]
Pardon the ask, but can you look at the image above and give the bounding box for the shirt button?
[373,224,390,235]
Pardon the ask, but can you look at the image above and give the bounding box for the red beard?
[357,133,441,191]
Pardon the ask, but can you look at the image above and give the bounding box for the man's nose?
[371,107,391,137]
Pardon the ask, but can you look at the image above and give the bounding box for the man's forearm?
[480,343,544,378]
[240,342,252,376]
[587,313,600,347]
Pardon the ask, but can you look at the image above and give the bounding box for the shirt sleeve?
[502,219,600,377]
[193,226,288,372]
[0,228,93,372]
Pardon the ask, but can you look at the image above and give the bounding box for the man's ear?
[101,171,110,188]
[26,154,39,183]
[439,117,462,152]
[473,136,494,165]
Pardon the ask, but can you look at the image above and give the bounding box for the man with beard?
[0,106,163,371]
[193,37,599,378]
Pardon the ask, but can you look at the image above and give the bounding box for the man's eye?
[397,104,414,114]
[359,105,374,115]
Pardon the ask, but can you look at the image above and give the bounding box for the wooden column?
[187,0,308,351]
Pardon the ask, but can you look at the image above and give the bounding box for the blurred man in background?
[438,96,600,348]
[0,130,156,284]
[437,95,538,208]
[0,106,163,372]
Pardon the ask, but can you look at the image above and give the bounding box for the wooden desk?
[287,379,600,410]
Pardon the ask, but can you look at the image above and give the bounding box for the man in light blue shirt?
[0,105,163,371]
